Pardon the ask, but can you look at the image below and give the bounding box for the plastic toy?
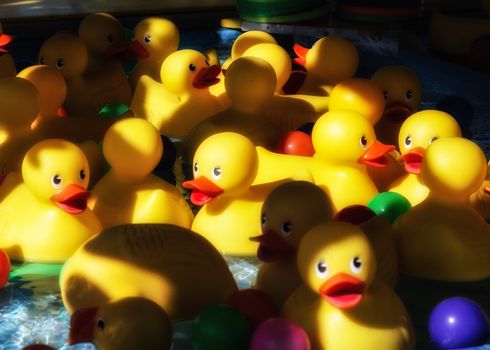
[90,118,193,229]
[60,224,238,319]
[0,139,101,262]
[293,36,359,96]
[367,192,412,224]
[192,304,251,350]
[0,248,10,288]
[0,22,16,78]
[226,289,279,329]
[429,297,490,349]
[183,132,281,256]
[389,110,462,206]
[131,49,224,138]
[251,181,333,307]
[394,137,490,281]
[275,131,314,157]
[470,160,490,220]
[38,32,132,117]
[249,318,311,350]
[128,17,180,90]
[69,297,172,350]
[79,12,127,74]
[371,65,422,146]
[283,221,414,350]
[329,78,385,125]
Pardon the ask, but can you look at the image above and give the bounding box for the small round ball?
[250,318,311,350]
[275,131,314,157]
[226,289,279,329]
[367,192,412,224]
[0,249,10,288]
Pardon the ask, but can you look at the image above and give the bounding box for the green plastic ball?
[367,191,411,223]
[98,103,130,118]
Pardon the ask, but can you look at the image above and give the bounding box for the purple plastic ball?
[428,297,490,349]
[249,318,311,350]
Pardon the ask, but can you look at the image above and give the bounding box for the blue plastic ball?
[428,297,490,349]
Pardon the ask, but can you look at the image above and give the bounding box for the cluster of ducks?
[0,11,489,350]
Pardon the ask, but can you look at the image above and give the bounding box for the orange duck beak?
[319,273,365,309]
[293,43,308,66]
[0,34,13,53]
[192,65,221,89]
[183,176,224,206]
[50,184,90,214]
[358,141,395,168]
[69,306,98,345]
[250,229,294,262]
[127,39,150,60]
[401,147,425,174]
[383,101,413,123]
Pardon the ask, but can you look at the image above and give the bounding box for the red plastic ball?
[250,318,311,350]
[276,131,315,157]
[226,289,279,329]
[0,248,10,288]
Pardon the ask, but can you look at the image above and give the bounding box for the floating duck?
[183,132,285,256]
[470,160,490,220]
[131,49,224,138]
[254,110,395,213]
[0,22,16,78]
[389,110,461,206]
[60,223,238,320]
[283,221,414,350]
[394,137,490,281]
[128,17,180,90]
[371,65,422,146]
[251,181,334,307]
[183,56,279,162]
[39,32,132,117]
[0,139,101,262]
[69,297,172,350]
[90,118,193,229]
[293,36,359,96]
[79,12,127,74]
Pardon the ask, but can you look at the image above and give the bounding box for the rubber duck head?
[312,110,395,167]
[0,22,13,53]
[39,33,88,80]
[293,36,359,85]
[22,139,90,214]
[129,17,179,62]
[251,181,333,262]
[225,56,276,114]
[69,297,172,350]
[329,78,385,125]
[183,132,258,205]
[79,13,126,57]
[103,118,163,182]
[242,43,291,93]
[422,137,486,202]
[17,65,67,118]
[222,30,277,70]
[398,110,461,174]
[160,49,221,96]
[298,221,376,309]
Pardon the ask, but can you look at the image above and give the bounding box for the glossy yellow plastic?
[60,224,238,319]
[90,118,193,229]
[0,139,101,262]
[254,181,334,307]
[394,137,490,281]
[470,160,490,220]
[39,33,132,117]
[131,49,225,138]
[128,17,180,90]
[389,110,461,206]
[283,221,414,350]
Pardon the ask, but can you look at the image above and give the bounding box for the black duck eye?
[51,174,62,189]
[360,135,368,148]
[193,162,199,174]
[281,222,292,236]
[205,59,210,66]
[405,90,413,101]
[56,59,64,69]
[383,91,388,101]
[350,256,362,273]
[404,135,412,148]
[261,213,266,227]
[79,169,86,180]
[189,64,196,72]
[107,34,113,44]
[144,34,151,43]
[316,260,328,279]
[97,318,105,332]
[39,57,45,65]
[211,166,222,180]
[429,136,439,144]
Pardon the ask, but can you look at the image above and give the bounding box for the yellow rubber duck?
[293,36,359,96]
[0,139,101,262]
[69,297,172,350]
[251,181,334,307]
[128,17,180,90]
[131,49,224,138]
[0,22,16,78]
[394,137,490,281]
[60,223,238,319]
[183,132,283,256]
[254,110,395,213]
[283,221,414,350]
[371,65,422,146]
[470,160,490,220]
[389,110,461,206]
[79,12,127,74]
[39,32,132,117]
[90,118,193,229]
